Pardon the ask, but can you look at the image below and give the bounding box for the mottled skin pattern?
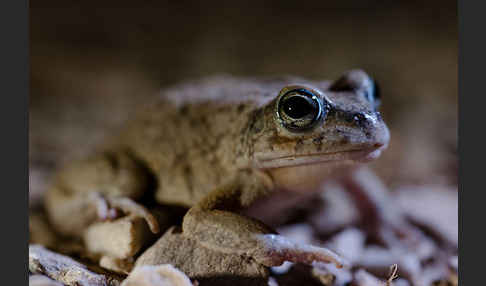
[45,70,389,275]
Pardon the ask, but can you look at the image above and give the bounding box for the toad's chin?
[255,145,386,169]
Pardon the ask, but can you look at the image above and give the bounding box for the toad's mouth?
[256,145,385,169]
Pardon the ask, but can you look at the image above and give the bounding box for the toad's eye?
[277,88,325,132]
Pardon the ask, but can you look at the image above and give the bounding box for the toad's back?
[118,76,327,206]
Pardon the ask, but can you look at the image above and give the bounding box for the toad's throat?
[256,147,384,169]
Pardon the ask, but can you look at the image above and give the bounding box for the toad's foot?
[183,207,347,270]
[91,193,160,234]
[252,234,348,268]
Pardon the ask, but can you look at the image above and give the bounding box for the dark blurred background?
[29,1,457,202]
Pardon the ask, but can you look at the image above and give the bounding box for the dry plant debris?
[28,169,457,286]
[29,244,122,286]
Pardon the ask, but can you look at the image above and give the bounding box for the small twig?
[385,264,399,286]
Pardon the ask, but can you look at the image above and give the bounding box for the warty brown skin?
[44,70,389,274]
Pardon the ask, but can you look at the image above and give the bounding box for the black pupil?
[282,95,315,119]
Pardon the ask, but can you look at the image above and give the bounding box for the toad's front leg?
[45,150,161,273]
[181,170,347,269]
[45,150,160,237]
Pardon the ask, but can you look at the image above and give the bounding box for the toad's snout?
[365,119,390,158]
